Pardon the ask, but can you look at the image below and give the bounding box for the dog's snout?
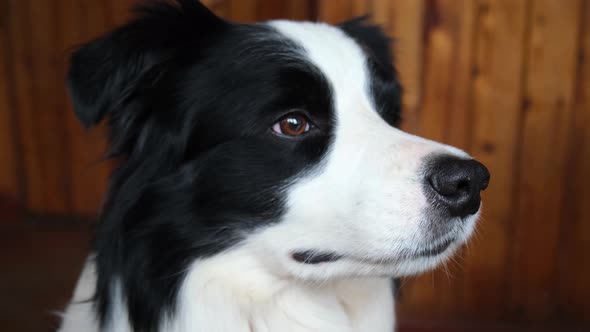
[425,156,490,218]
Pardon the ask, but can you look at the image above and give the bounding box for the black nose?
[425,156,490,218]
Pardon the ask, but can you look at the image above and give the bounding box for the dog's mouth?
[414,237,454,257]
[292,251,343,264]
[292,237,456,265]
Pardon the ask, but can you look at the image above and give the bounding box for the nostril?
[428,173,471,197]
[456,179,470,192]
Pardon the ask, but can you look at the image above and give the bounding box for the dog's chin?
[288,213,479,279]
[290,240,459,278]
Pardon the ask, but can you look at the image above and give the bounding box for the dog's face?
[69,1,489,321]
[255,20,488,280]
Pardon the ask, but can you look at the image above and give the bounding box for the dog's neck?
[167,250,396,332]
[59,252,395,332]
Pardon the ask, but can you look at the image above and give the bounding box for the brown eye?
[272,113,311,137]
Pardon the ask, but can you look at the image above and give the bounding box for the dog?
[59,1,490,331]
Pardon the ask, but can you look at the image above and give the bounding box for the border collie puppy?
[59,1,490,331]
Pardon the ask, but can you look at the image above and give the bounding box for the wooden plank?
[397,0,477,320]
[7,0,36,212]
[445,0,476,149]
[389,0,425,135]
[25,0,71,214]
[285,0,312,21]
[351,0,370,16]
[509,0,583,321]
[0,0,21,202]
[317,0,353,24]
[556,0,590,324]
[255,0,285,21]
[57,0,85,217]
[459,0,530,321]
[255,0,314,21]
[110,0,135,26]
[371,0,391,33]
[418,0,470,143]
[229,0,257,22]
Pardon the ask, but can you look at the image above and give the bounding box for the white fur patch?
[59,260,132,332]
[58,259,99,332]
[163,248,394,332]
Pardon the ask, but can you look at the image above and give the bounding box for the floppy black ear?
[67,0,226,128]
[339,16,395,74]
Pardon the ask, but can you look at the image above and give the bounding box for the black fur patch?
[68,1,334,330]
[339,17,402,127]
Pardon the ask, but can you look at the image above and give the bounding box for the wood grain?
[286,0,312,21]
[556,0,590,324]
[461,0,530,320]
[0,0,20,201]
[509,0,583,322]
[389,0,425,134]
[8,0,47,214]
[30,0,72,214]
[372,0,392,33]
[110,0,136,26]
[318,0,353,24]
[229,0,257,22]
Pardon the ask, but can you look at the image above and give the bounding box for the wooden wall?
[0,0,588,327]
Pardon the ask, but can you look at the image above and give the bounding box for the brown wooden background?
[0,0,588,330]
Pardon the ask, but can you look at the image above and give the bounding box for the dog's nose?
[426,156,490,218]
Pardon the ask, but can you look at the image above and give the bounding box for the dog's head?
[69,0,489,316]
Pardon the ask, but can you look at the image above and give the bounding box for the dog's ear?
[339,16,394,74]
[68,0,227,128]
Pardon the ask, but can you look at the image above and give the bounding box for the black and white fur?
[59,1,488,331]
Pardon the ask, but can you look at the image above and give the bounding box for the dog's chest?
[248,278,396,332]
[169,255,396,332]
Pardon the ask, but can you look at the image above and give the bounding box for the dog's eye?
[272,113,311,137]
